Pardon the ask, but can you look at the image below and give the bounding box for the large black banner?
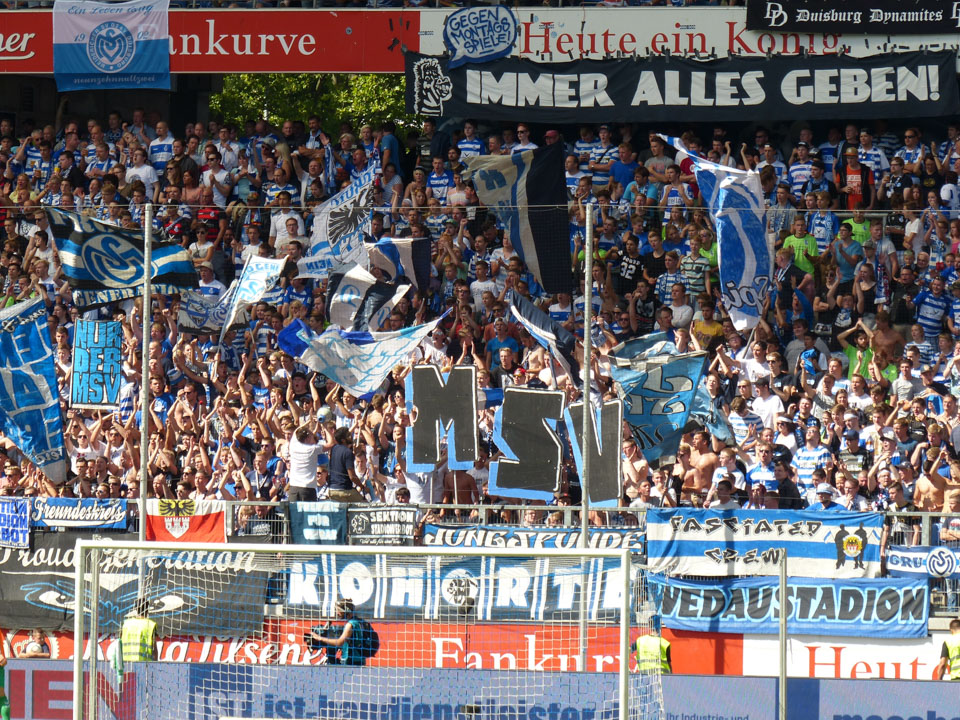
[406,51,960,122]
[0,532,270,634]
[747,0,960,34]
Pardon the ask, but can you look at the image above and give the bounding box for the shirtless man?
[690,431,719,485]
[672,442,704,501]
[913,448,949,511]
[868,310,905,360]
[442,468,479,516]
[621,438,648,498]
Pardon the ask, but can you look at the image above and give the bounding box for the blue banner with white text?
[52,0,171,91]
[30,497,128,530]
[646,508,883,578]
[886,544,960,580]
[286,502,348,545]
[650,574,929,638]
[0,299,67,485]
[70,320,122,409]
[0,499,31,548]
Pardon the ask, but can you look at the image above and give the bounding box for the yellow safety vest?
[121,617,156,662]
[946,635,960,680]
[635,634,670,673]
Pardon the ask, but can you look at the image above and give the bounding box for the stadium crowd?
[1,106,960,549]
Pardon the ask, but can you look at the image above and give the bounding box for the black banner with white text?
[405,51,960,122]
[747,0,960,34]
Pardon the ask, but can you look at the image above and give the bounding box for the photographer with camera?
[305,598,379,666]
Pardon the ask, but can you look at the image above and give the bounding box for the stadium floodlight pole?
[139,204,152,545]
[579,203,595,671]
[779,549,787,720]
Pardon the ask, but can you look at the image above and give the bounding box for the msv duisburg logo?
[87,21,136,73]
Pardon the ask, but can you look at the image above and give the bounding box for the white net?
[73,542,662,720]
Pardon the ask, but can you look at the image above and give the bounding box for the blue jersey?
[574,138,601,174]
[149,136,175,173]
[589,143,618,186]
[808,212,840,253]
[457,137,485,159]
[427,170,455,204]
[914,290,949,339]
[787,161,813,200]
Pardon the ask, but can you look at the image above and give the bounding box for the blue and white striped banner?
[659,134,772,330]
[52,0,170,92]
[0,300,67,486]
[219,257,286,346]
[300,165,378,279]
[647,508,883,578]
[367,236,432,290]
[886,545,960,579]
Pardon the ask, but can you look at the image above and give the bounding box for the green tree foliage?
[210,74,416,131]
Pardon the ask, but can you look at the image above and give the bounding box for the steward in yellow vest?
[938,619,960,680]
[120,598,157,663]
[635,630,671,673]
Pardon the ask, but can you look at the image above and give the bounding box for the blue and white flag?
[278,316,443,397]
[367,236,432,290]
[886,545,960,580]
[52,0,171,92]
[178,282,245,336]
[646,508,883,578]
[219,256,287,347]
[690,378,735,446]
[327,264,410,332]
[507,289,579,384]
[300,165,378,279]
[48,208,197,310]
[30,497,128,530]
[609,338,706,462]
[70,320,122,409]
[478,387,504,409]
[650,574,928,639]
[0,499,30,548]
[659,134,771,331]
[463,143,572,294]
[0,300,67,485]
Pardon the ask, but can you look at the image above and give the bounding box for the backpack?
[351,618,380,661]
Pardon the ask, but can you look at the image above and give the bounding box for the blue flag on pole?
[52,0,171,92]
[659,134,771,330]
[0,299,67,485]
[219,256,286,346]
[609,339,706,462]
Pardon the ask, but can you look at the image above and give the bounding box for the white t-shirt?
[751,393,784,429]
[287,434,320,489]
[125,164,159,199]
[270,210,305,243]
[202,168,231,208]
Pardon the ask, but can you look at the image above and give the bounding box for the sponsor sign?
[646,508,883,578]
[406,51,960,122]
[653,575,929,638]
[347,506,417,546]
[0,499,30,549]
[285,553,631,623]
[69,320,122,409]
[30,498,127,530]
[422,524,645,550]
[885,544,960,579]
[0,531,268,634]
[286,502,347,545]
[747,0,960,34]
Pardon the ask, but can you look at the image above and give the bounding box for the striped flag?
[327,264,411,331]
[367,236,432,290]
[462,142,572,294]
[145,499,226,543]
[506,290,579,385]
[219,256,287,347]
[48,208,197,310]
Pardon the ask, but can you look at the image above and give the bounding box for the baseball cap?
[843,412,857,421]
[811,159,826,169]
[843,429,859,441]
[921,364,935,374]
[863,238,876,248]
[796,141,809,148]
[816,482,834,495]
[199,261,213,270]
[844,146,858,156]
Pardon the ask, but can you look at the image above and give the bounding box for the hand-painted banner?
[609,338,706,462]
[286,552,631,622]
[347,506,417,546]
[660,134,771,331]
[300,165,378,279]
[650,574,929,638]
[422,524,645,550]
[52,0,170,91]
[646,508,883,578]
[70,320,122,409]
[0,299,67,485]
[0,499,30,549]
[287,502,348,545]
[405,51,960,122]
[886,545,960,580]
[30,497,127,530]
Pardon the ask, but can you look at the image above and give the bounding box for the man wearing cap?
[807,482,842,512]
[787,141,814,200]
[836,146,875,211]
[197,261,226,300]
[802,159,838,205]
[588,125,617,189]
[750,376,783,431]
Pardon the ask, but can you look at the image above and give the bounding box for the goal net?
[71,541,663,720]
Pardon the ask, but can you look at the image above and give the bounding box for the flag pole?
[579,203,595,671]
[139,203,152,546]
